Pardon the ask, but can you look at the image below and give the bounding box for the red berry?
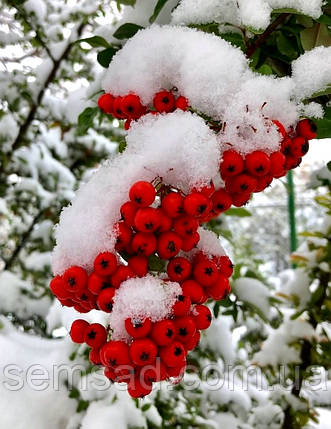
[285,155,301,170]
[129,181,156,207]
[296,118,317,140]
[181,231,200,252]
[184,192,211,218]
[70,319,89,343]
[166,362,186,378]
[125,317,152,338]
[226,174,257,194]
[159,341,186,367]
[230,192,251,207]
[121,94,144,119]
[132,232,157,256]
[174,316,196,343]
[193,259,219,287]
[291,137,309,158]
[270,152,286,178]
[128,255,148,277]
[173,215,199,238]
[175,95,189,111]
[89,348,102,365]
[153,90,175,113]
[112,96,126,119]
[185,331,201,351]
[211,188,232,214]
[97,93,114,115]
[255,174,273,192]
[161,192,184,218]
[172,294,191,317]
[59,298,74,307]
[192,305,212,330]
[272,119,287,138]
[245,151,271,177]
[104,366,116,381]
[134,207,160,233]
[63,266,87,293]
[120,201,138,227]
[194,181,215,198]
[115,222,132,251]
[84,323,107,348]
[181,279,205,304]
[94,252,117,276]
[157,232,182,259]
[74,290,95,310]
[130,338,157,366]
[124,119,131,130]
[156,209,172,232]
[213,255,234,277]
[102,341,131,368]
[97,287,115,312]
[73,303,90,313]
[127,377,152,398]
[141,359,167,382]
[167,257,192,282]
[151,319,176,346]
[50,276,70,299]
[220,150,244,177]
[111,265,135,288]
[206,274,230,300]
[281,137,292,156]
[88,272,111,295]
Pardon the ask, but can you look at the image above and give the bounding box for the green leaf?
[148,254,166,272]
[77,36,110,48]
[118,140,127,153]
[97,47,117,68]
[316,14,331,26]
[272,8,303,14]
[257,64,274,75]
[327,161,331,172]
[149,0,168,23]
[77,400,89,413]
[315,106,331,139]
[141,403,152,412]
[276,33,297,59]
[113,23,144,40]
[300,23,331,51]
[224,207,251,217]
[77,107,99,136]
[117,0,136,5]
[310,84,331,98]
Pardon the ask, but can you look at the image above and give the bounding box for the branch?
[246,13,290,58]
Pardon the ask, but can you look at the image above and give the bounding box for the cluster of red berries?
[98,90,189,130]
[217,118,317,207]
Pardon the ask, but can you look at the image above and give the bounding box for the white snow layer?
[233,277,271,318]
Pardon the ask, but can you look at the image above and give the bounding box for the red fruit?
[173,215,199,238]
[192,305,212,330]
[151,319,176,346]
[166,362,186,378]
[213,255,234,277]
[112,96,126,119]
[156,209,172,232]
[153,90,175,113]
[50,276,70,299]
[73,303,90,313]
[285,155,301,170]
[281,137,292,156]
[89,348,102,365]
[94,252,117,276]
[132,232,157,256]
[270,152,286,178]
[134,207,160,233]
[172,294,191,317]
[102,341,131,368]
[141,359,167,383]
[174,316,196,343]
[74,290,95,310]
[97,287,115,312]
[128,377,153,398]
[104,366,116,381]
[111,265,135,288]
[220,150,244,177]
[211,188,232,214]
[291,137,309,158]
[157,232,182,259]
[206,274,230,300]
[167,257,192,282]
[181,231,200,252]
[120,201,138,227]
[185,331,201,351]
[245,151,271,177]
[296,118,317,140]
[128,255,148,277]
[193,259,219,287]
[184,192,211,218]
[230,192,251,207]
[84,323,107,348]
[130,339,157,366]
[70,319,89,343]
[161,192,184,218]
[255,174,273,192]
[124,119,131,130]
[121,94,144,119]
[129,181,156,207]
[181,279,205,304]
[272,120,287,138]
[88,272,112,295]
[175,96,189,111]
[159,341,186,367]
[226,174,257,194]
[115,222,132,251]
[196,181,215,198]
[63,266,87,293]
[97,93,114,115]
[125,318,152,338]
[59,298,74,307]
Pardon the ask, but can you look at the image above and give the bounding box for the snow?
[203,316,236,364]
[109,275,182,342]
[233,277,271,318]
[195,228,227,257]
[277,268,311,309]
[23,0,47,23]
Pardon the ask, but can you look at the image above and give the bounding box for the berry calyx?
[153,90,175,113]
[129,181,156,207]
[84,323,107,348]
[167,257,192,282]
[94,252,117,276]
